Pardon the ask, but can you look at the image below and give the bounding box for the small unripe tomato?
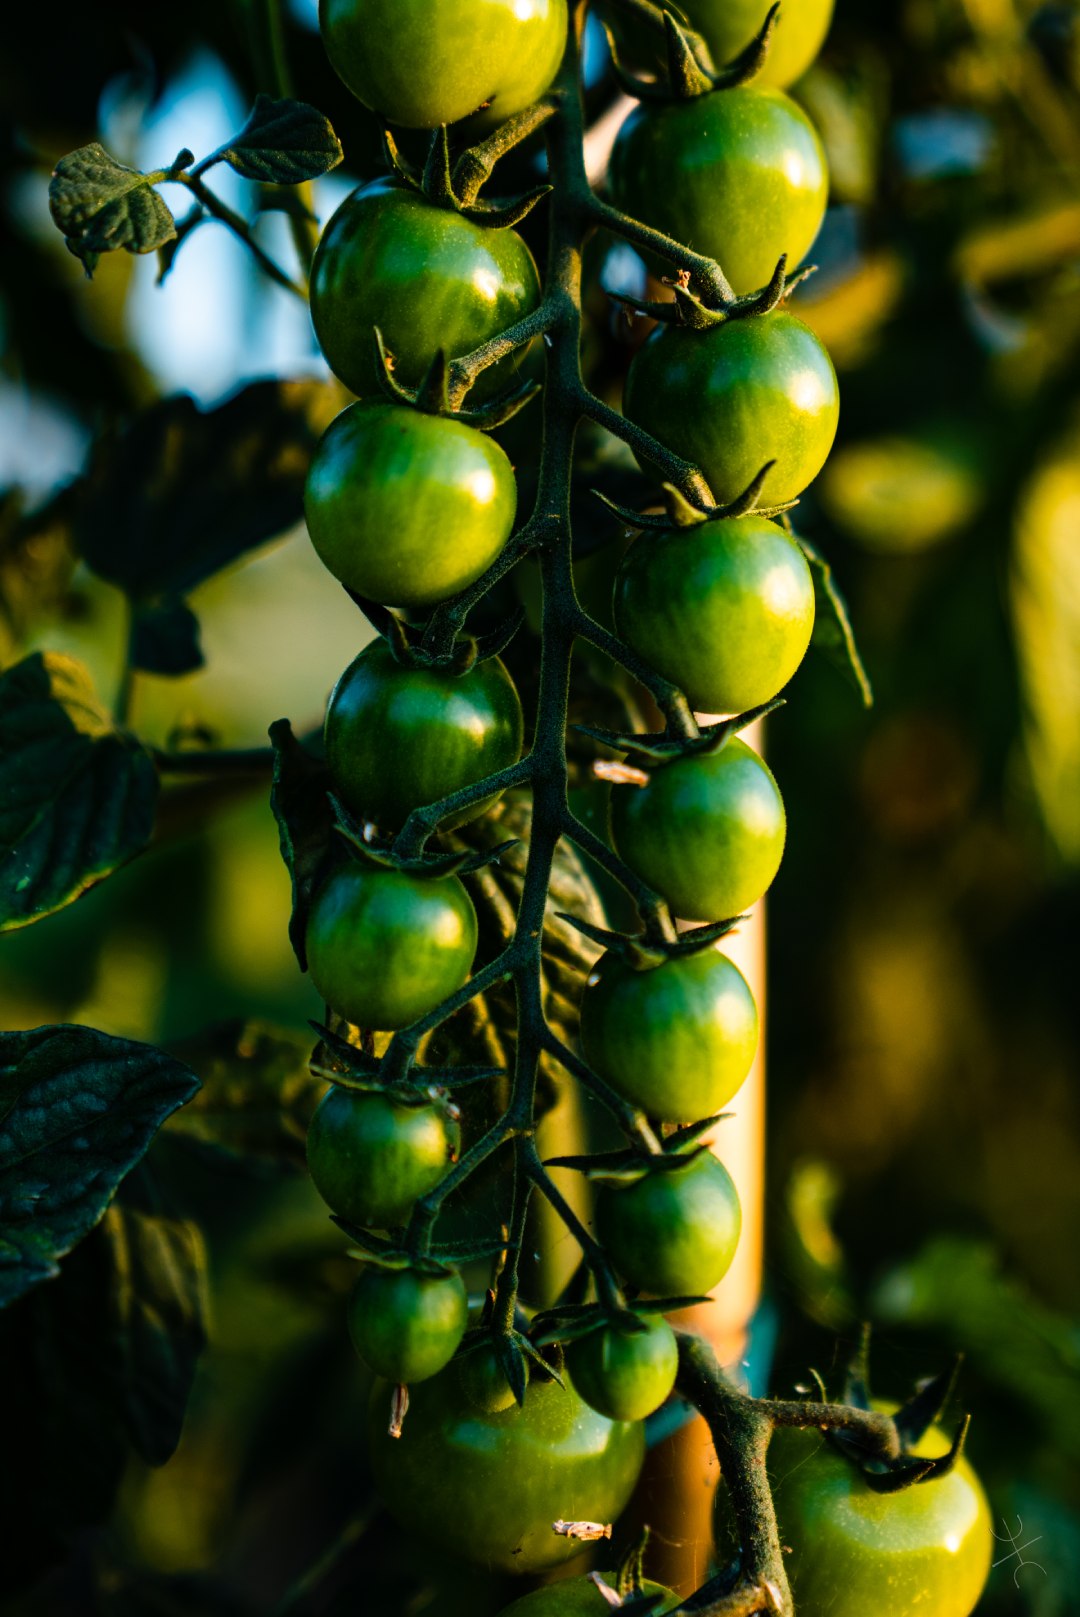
[456,1341,520,1414]
[624,311,839,509]
[347,1265,468,1383]
[324,640,524,834]
[320,0,568,130]
[498,1573,681,1615]
[310,180,542,403]
[718,1406,993,1617]
[581,947,758,1123]
[609,87,828,298]
[305,862,478,1030]
[613,514,816,715]
[608,736,786,922]
[305,402,518,610]
[306,1087,459,1228]
[566,1316,679,1422]
[595,1152,741,1295]
[682,0,835,89]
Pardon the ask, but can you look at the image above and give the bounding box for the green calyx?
[555,911,746,971]
[332,794,517,878]
[605,4,783,104]
[372,334,541,428]
[545,1117,733,1188]
[575,694,784,768]
[383,123,552,229]
[607,251,818,332]
[821,1328,974,1493]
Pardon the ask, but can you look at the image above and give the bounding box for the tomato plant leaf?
[131,597,204,676]
[0,1025,200,1306]
[101,1169,209,1466]
[73,381,336,601]
[215,95,344,185]
[799,537,874,707]
[0,652,158,931]
[164,1019,323,1173]
[269,719,334,970]
[48,142,177,275]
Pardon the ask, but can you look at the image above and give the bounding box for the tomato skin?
[310,180,542,403]
[305,402,517,610]
[581,947,758,1123]
[623,312,839,508]
[683,0,834,89]
[498,1574,681,1615]
[609,736,786,922]
[305,863,478,1030]
[566,1316,679,1422]
[719,1410,993,1617]
[306,1088,460,1228]
[595,1153,741,1295]
[347,1266,468,1383]
[368,1367,646,1574]
[320,0,567,130]
[456,1341,521,1414]
[609,88,828,298]
[324,641,524,834]
[613,515,816,715]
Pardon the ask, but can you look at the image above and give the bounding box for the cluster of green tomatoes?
[291,3,993,1614]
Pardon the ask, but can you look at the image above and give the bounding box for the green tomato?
[319,0,568,129]
[608,735,786,922]
[456,1340,521,1415]
[612,515,816,715]
[566,1316,679,1422]
[324,640,524,834]
[609,87,828,297]
[498,1573,681,1616]
[595,1152,741,1296]
[682,0,835,89]
[720,1410,993,1617]
[305,862,478,1030]
[581,947,758,1123]
[306,1087,460,1228]
[347,1265,468,1383]
[310,180,542,402]
[305,402,517,610]
[368,1366,646,1574]
[623,311,839,508]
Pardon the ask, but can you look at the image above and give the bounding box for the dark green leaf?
[216,95,343,185]
[73,381,336,600]
[799,537,873,707]
[0,652,158,931]
[270,720,334,970]
[49,142,177,273]
[165,1019,323,1173]
[130,597,203,675]
[102,1171,209,1466]
[0,1024,200,1305]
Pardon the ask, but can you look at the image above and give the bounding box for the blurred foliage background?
[2,0,1079,1613]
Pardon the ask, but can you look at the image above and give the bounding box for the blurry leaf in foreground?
[872,1237,1080,1463]
[165,1019,324,1173]
[72,381,338,601]
[0,1025,199,1305]
[1011,424,1080,865]
[130,597,204,676]
[216,94,344,185]
[0,653,158,931]
[48,142,177,274]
